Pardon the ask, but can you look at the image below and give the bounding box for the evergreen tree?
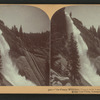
[13,25,18,33]
[97,25,100,39]
[19,25,23,33]
[11,26,14,31]
[19,25,23,39]
[90,25,97,37]
[69,12,72,18]
[68,33,80,84]
[12,25,19,36]
[45,57,49,86]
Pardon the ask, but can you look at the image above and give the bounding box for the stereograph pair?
[0,5,99,86]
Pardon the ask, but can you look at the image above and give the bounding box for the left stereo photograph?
[0,5,50,86]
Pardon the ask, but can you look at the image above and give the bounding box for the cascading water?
[65,11,100,86]
[0,30,36,86]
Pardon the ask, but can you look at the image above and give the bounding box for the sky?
[0,5,50,33]
[65,6,100,30]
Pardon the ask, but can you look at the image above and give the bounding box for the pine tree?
[90,25,97,37]
[68,33,80,84]
[12,25,19,36]
[97,25,100,39]
[19,25,23,33]
[11,26,14,31]
[13,25,18,33]
[69,12,72,18]
[45,57,49,86]
[19,25,23,39]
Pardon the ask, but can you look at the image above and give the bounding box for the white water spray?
[65,11,100,86]
[0,30,36,86]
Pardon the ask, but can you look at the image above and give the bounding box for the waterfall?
[0,30,36,86]
[65,11,100,86]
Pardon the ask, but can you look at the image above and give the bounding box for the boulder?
[65,83,71,86]
[52,81,62,86]
[51,69,70,86]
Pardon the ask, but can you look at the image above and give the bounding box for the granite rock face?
[0,20,49,86]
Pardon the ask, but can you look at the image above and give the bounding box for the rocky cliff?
[72,17,100,76]
[51,8,95,86]
[72,18,100,58]
[0,21,49,86]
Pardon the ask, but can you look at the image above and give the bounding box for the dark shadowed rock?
[94,56,100,75]
[50,69,70,86]
[0,73,12,86]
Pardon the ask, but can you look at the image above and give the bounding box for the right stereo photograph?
[50,6,100,86]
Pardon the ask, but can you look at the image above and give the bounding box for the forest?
[10,25,49,59]
[0,19,50,86]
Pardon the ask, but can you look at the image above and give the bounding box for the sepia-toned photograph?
[51,6,100,86]
[0,4,100,94]
[0,5,50,86]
